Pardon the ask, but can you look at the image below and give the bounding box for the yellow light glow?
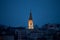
[28,20,34,29]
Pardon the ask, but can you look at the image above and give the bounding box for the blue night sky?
[0,0,60,27]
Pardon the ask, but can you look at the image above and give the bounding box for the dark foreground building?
[0,24,60,40]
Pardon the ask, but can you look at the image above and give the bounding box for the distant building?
[28,11,34,29]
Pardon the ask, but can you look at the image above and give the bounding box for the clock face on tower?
[30,23,32,25]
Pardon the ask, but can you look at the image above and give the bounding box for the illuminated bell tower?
[28,11,34,29]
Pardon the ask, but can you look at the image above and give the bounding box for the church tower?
[28,11,34,29]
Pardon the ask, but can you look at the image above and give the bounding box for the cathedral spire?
[28,10,34,29]
[29,10,32,20]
